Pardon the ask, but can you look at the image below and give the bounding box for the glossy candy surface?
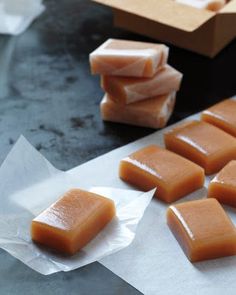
[208,160,236,207]
[167,198,236,262]
[31,189,116,255]
[119,145,204,203]
[164,120,236,175]
[201,99,236,137]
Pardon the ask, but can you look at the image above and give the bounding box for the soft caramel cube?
[208,160,236,207]
[167,199,236,262]
[89,38,169,78]
[164,120,236,175]
[101,65,183,104]
[119,145,204,203]
[201,99,236,137]
[31,189,116,255]
[100,92,176,129]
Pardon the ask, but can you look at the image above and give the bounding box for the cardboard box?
[92,0,236,57]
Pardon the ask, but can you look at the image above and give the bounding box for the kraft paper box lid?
[92,0,236,57]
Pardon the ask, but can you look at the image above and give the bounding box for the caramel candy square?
[119,145,204,203]
[31,189,116,255]
[89,38,169,78]
[201,99,236,137]
[208,160,236,207]
[101,65,183,104]
[164,120,236,175]
[167,199,236,262]
[100,92,176,129]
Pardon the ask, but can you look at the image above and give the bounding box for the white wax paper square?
[0,0,45,35]
[0,136,154,275]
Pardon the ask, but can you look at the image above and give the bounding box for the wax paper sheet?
[64,97,236,295]
[0,0,45,35]
[0,136,155,275]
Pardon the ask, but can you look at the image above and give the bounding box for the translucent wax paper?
[101,65,183,104]
[0,136,155,275]
[100,92,176,129]
[0,0,45,35]
[89,39,169,78]
[95,97,236,295]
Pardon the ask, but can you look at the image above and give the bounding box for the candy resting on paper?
[201,99,236,137]
[89,38,169,78]
[119,145,204,203]
[175,0,226,12]
[208,160,236,207]
[164,120,236,175]
[100,92,176,129]
[167,199,236,262]
[31,189,116,255]
[101,65,183,104]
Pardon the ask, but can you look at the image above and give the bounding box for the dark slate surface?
[0,0,235,294]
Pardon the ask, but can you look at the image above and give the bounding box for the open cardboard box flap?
[92,0,236,57]
[93,0,219,32]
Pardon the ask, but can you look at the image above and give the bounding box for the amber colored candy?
[167,198,236,262]
[90,38,169,78]
[119,145,204,203]
[201,99,236,137]
[100,92,176,129]
[31,189,116,255]
[208,160,236,207]
[164,120,236,175]
[101,65,183,104]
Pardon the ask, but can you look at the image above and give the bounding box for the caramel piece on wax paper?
[167,199,236,262]
[119,145,204,203]
[100,92,176,129]
[201,99,236,137]
[90,38,169,78]
[164,120,236,175]
[31,189,116,255]
[208,160,236,207]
